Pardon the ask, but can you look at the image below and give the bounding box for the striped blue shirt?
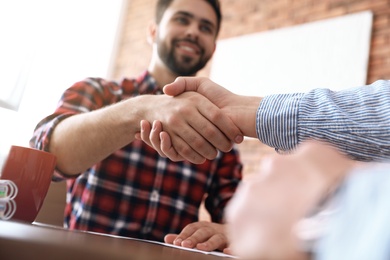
[257,80,390,161]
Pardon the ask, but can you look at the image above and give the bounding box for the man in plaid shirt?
[30,0,243,253]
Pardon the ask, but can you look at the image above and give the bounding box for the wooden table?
[0,221,233,260]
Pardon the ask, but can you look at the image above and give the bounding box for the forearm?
[50,99,142,175]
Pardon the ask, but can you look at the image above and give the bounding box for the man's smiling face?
[155,0,218,76]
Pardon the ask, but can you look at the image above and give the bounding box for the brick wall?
[111,0,390,179]
[112,0,390,82]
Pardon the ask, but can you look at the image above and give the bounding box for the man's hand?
[137,77,262,162]
[136,91,243,164]
[164,221,229,252]
[163,77,260,138]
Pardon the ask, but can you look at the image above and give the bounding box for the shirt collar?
[136,70,163,95]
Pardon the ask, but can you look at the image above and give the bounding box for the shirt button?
[151,190,159,201]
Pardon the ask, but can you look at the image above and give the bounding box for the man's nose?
[184,22,200,40]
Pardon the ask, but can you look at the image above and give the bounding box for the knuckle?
[165,115,180,126]
[175,103,192,114]
[208,109,223,122]
[202,227,215,237]
[184,222,199,233]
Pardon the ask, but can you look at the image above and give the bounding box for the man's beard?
[157,38,210,76]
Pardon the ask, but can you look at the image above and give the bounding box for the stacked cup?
[0,179,18,220]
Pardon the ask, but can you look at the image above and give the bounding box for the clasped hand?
[136,77,256,163]
[135,89,243,164]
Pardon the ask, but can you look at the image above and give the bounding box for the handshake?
[135,76,262,164]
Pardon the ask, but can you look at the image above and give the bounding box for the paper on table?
[33,222,238,258]
[87,230,238,258]
[141,239,238,258]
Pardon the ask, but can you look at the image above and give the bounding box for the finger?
[145,118,208,163]
[143,120,186,161]
[191,105,240,152]
[159,132,186,162]
[140,120,153,146]
[164,77,234,110]
[169,222,200,247]
[163,77,199,96]
[201,106,244,147]
[181,94,243,148]
[187,116,233,153]
[149,120,166,157]
[164,234,178,244]
[166,115,217,162]
[176,126,218,161]
[145,120,207,163]
[169,132,208,164]
[195,233,228,252]
[179,225,219,249]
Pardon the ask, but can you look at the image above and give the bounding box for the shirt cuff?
[256,93,304,152]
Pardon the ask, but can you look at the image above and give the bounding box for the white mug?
[0,198,17,220]
[0,179,18,200]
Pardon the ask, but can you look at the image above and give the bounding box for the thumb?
[163,77,206,96]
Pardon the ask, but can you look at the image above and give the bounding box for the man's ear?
[147,21,157,45]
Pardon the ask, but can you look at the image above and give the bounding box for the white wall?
[210,11,373,96]
[0,0,125,154]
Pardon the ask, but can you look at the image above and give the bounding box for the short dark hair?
[155,0,222,36]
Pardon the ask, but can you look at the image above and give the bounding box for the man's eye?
[175,17,189,24]
[200,25,213,34]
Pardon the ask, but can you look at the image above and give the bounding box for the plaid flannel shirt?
[30,71,242,241]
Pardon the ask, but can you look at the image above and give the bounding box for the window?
[0,0,125,150]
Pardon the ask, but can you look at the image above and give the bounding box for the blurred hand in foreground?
[225,141,357,260]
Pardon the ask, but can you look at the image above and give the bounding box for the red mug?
[0,145,56,223]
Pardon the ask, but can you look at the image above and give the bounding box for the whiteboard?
[210,11,373,96]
